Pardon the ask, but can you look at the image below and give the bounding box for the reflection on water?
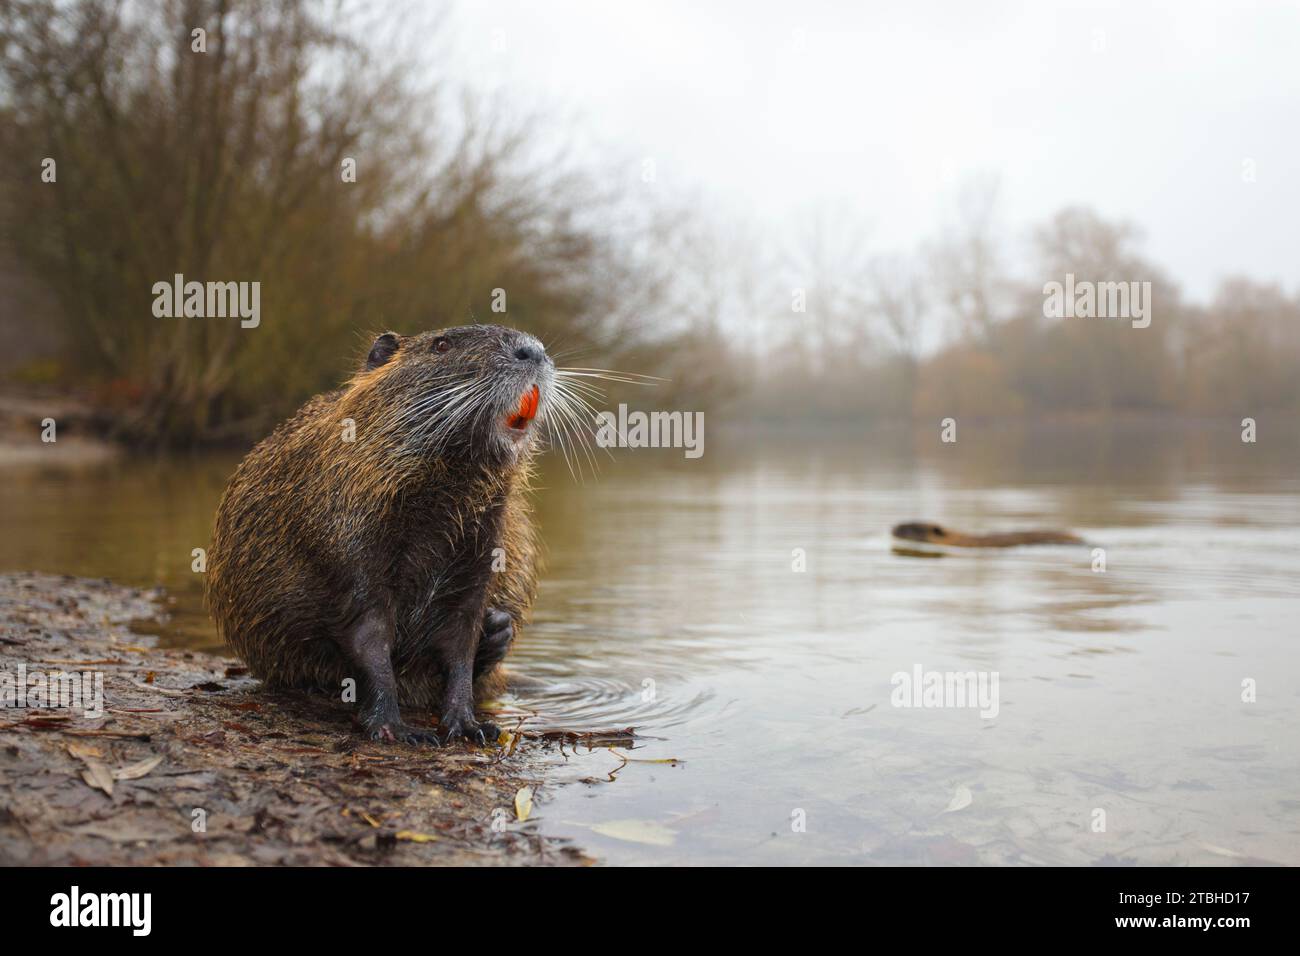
[3,422,1299,865]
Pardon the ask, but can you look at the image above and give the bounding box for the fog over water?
[448,0,1300,305]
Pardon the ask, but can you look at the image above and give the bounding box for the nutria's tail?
[891,521,1086,549]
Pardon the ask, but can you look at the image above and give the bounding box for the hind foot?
[358,694,439,745]
[438,711,502,746]
[363,716,441,745]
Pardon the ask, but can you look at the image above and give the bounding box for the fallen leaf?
[1201,843,1246,859]
[81,760,115,796]
[514,786,533,822]
[941,785,973,814]
[394,830,438,843]
[112,754,163,780]
[505,731,523,757]
[588,819,676,846]
[666,805,722,829]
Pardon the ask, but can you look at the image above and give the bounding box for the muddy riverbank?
[0,573,589,866]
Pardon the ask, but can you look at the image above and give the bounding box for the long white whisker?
[554,377,606,401]
[556,372,661,387]
[549,384,602,475]
[543,399,580,482]
[548,390,588,482]
[557,367,666,382]
[552,380,609,457]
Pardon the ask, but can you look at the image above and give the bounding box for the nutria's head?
[355,323,555,469]
[891,522,948,544]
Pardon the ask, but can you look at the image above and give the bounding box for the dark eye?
[433,337,451,353]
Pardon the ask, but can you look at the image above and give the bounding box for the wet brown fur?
[206,326,542,714]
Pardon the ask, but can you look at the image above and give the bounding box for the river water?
[3,421,1298,865]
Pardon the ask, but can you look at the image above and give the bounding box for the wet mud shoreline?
[0,573,588,866]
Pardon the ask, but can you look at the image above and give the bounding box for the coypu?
[891,522,1086,549]
[207,324,561,745]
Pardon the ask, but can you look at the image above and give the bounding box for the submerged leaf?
[514,786,533,822]
[589,819,676,846]
[1200,843,1246,859]
[941,785,973,814]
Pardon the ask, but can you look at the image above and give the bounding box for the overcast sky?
[446,0,1300,302]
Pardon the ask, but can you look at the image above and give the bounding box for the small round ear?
[365,332,400,370]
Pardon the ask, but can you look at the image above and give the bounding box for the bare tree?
[777,204,875,366]
[0,0,673,443]
[865,253,928,410]
[925,172,1008,346]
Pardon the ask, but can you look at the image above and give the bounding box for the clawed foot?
[359,695,440,745]
[361,710,500,747]
[364,719,441,745]
[438,712,502,746]
[362,717,500,747]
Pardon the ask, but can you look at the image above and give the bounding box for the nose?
[513,341,546,364]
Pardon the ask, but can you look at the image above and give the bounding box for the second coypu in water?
[891,522,1086,548]
[207,324,559,745]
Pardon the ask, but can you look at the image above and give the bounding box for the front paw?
[362,717,441,745]
[438,711,502,746]
[475,607,515,677]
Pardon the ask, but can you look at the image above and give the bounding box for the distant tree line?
[737,193,1300,424]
